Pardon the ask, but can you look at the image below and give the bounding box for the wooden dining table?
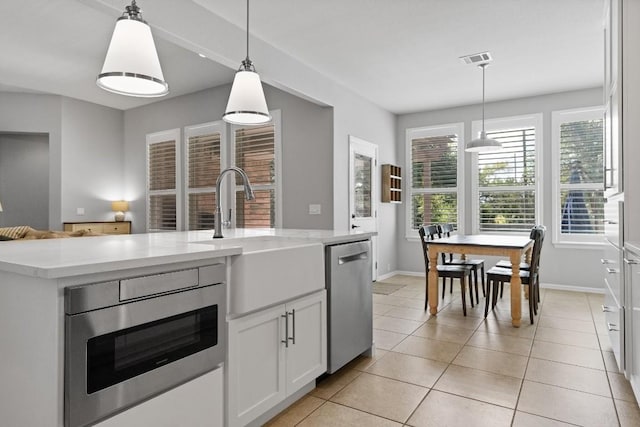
[427,234,534,327]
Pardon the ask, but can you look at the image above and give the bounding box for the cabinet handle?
[606,267,618,274]
[601,259,614,265]
[281,313,289,348]
[604,220,618,225]
[288,309,296,345]
[607,322,619,332]
[624,258,638,265]
[602,305,612,312]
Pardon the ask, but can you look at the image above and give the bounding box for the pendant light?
[97,0,169,97]
[465,63,501,152]
[223,0,271,125]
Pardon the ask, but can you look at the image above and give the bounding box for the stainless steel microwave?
[64,265,226,427]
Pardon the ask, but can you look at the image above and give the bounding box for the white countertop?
[0,228,374,279]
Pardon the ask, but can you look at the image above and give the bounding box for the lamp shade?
[465,131,502,152]
[111,201,129,212]
[223,70,271,125]
[97,17,168,97]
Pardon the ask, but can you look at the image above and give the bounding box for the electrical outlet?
[308,204,321,215]
[76,208,85,216]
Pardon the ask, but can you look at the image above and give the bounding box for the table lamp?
[111,200,129,222]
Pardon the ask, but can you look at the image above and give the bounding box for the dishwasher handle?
[338,251,368,265]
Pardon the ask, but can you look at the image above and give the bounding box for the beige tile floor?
[265,275,640,427]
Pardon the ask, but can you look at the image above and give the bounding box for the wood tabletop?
[428,234,533,249]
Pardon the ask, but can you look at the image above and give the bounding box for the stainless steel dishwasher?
[326,240,372,373]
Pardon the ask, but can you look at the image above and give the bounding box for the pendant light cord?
[481,63,486,134]
[246,0,250,62]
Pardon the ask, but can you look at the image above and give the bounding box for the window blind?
[477,128,536,233]
[559,119,604,235]
[410,134,458,229]
[147,138,177,231]
[187,132,221,230]
[234,124,276,228]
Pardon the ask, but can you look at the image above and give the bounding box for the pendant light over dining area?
[465,62,502,152]
[97,0,169,98]
[222,0,271,125]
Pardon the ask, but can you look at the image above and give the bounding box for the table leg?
[428,251,439,315]
[510,251,522,327]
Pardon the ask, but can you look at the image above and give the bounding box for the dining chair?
[494,225,546,305]
[419,225,474,315]
[484,225,545,324]
[438,223,485,304]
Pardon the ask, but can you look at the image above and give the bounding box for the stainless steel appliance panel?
[326,240,372,374]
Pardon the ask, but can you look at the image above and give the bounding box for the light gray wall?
[0,93,125,229]
[60,97,125,223]
[123,83,333,233]
[397,87,605,289]
[0,93,62,228]
[0,134,49,228]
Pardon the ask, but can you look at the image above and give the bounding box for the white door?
[348,136,378,280]
[285,291,327,396]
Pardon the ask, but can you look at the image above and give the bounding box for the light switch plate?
[309,204,321,215]
[76,207,85,215]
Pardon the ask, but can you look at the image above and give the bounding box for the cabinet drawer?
[604,288,624,372]
[103,223,130,234]
[67,223,105,233]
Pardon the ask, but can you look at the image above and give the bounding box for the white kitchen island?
[0,228,373,427]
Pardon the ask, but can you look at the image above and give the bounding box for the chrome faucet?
[213,166,255,238]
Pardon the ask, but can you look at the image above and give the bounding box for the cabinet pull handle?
[607,322,619,332]
[601,259,613,265]
[281,313,289,348]
[606,267,618,274]
[602,305,612,312]
[289,309,296,345]
[624,258,638,265]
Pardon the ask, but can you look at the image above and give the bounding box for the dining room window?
[471,114,542,234]
[406,123,464,238]
[551,107,605,245]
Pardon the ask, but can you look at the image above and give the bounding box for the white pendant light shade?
[97,2,168,97]
[465,63,502,152]
[223,0,271,125]
[223,69,271,125]
[466,131,502,152]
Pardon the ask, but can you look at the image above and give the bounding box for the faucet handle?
[223,208,232,229]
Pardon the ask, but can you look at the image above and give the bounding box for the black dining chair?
[494,225,546,305]
[419,225,474,316]
[438,223,485,304]
[484,225,545,324]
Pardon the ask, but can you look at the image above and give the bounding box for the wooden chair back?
[418,224,440,270]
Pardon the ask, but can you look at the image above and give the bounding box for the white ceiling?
[0,0,604,114]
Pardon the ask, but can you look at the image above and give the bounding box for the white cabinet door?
[627,254,640,401]
[95,368,223,427]
[228,304,286,427]
[285,290,327,396]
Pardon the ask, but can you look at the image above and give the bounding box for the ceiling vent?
[459,51,492,65]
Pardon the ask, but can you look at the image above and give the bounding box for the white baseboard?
[539,282,605,294]
[380,270,605,295]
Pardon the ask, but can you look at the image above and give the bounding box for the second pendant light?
[223,0,271,125]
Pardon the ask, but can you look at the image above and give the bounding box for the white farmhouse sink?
[194,237,325,316]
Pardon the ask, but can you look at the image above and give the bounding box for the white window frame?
[405,122,465,240]
[229,109,282,228]
[470,113,543,235]
[183,121,227,231]
[551,106,605,248]
[146,128,181,232]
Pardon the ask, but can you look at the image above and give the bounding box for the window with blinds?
[147,129,180,232]
[552,107,604,243]
[186,126,222,230]
[234,123,276,228]
[477,127,537,233]
[407,124,462,235]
